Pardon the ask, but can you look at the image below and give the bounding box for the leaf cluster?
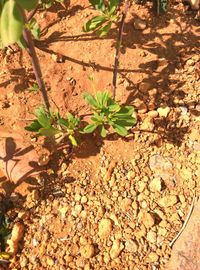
[83,0,120,37]
[25,107,80,146]
[39,0,64,9]
[25,91,137,146]
[0,213,11,252]
[83,91,136,137]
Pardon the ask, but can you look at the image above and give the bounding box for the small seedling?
[82,91,136,137]
[83,0,120,37]
[25,107,80,146]
[40,0,65,9]
[27,83,39,92]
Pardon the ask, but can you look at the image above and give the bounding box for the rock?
[186,58,195,66]
[125,240,138,253]
[110,240,124,259]
[137,181,146,193]
[134,19,147,30]
[98,218,113,239]
[140,117,154,131]
[38,152,50,166]
[148,252,159,262]
[84,263,92,270]
[7,222,24,254]
[46,256,54,266]
[157,107,170,117]
[134,98,148,114]
[81,196,88,204]
[148,110,159,118]
[139,212,155,228]
[72,205,83,217]
[147,231,157,243]
[189,129,199,141]
[149,178,162,192]
[80,244,95,259]
[139,82,152,92]
[20,256,28,267]
[149,154,174,181]
[120,198,132,211]
[158,195,178,208]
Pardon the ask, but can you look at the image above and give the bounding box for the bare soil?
[0,0,199,269]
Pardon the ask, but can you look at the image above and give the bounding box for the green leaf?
[108,104,121,112]
[83,92,98,108]
[25,120,42,132]
[58,118,69,127]
[69,135,78,147]
[112,118,137,127]
[89,0,105,11]
[115,106,135,117]
[35,107,51,128]
[83,16,106,32]
[96,91,110,108]
[108,0,119,14]
[98,21,112,37]
[0,0,24,47]
[39,127,59,136]
[15,0,38,11]
[83,123,98,133]
[112,124,128,136]
[100,125,107,137]
[29,18,40,40]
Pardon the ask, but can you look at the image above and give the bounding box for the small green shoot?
[0,213,11,253]
[83,0,120,37]
[40,0,65,9]
[82,91,137,137]
[27,83,39,92]
[25,107,80,146]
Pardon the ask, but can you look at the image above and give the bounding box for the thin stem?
[112,0,131,99]
[22,14,50,111]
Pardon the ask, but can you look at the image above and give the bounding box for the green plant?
[25,107,80,146]
[83,0,119,37]
[82,91,136,137]
[39,0,64,9]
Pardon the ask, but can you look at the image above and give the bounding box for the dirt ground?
[0,0,200,269]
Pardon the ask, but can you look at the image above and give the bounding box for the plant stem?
[112,0,131,99]
[22,14,50,111]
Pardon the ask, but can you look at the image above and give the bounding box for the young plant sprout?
[25,107,80,146]
[82,91,137,137]
[83,0,120,37]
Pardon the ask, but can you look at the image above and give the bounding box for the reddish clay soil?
[0,1,199,270]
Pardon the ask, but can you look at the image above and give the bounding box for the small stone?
[140,117,154,131]
[186,59,195,66]
[137,181,146,193]
[46,256,54,266]
[157,227,167,236]
[147,252,159,262]
[20,256,28,267]
[81,196,88,204]
[38,153,50,166]
[139,82,152,92]
[189,129,199,141]
[148,110,159,118]
[98,218,113,239]
[134,98,148,113]
[134,18,147,30]
[147,231,157,243]
[72,205,83,217]
[80,244,95,259]
[120,198,132,211]
[149,178,162,192]
[157,107,170,117]
[84,263,92,270]
[158,195,178,208]
[140,212,155,228]
[125,240,138,253]
[110,240,124,259]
